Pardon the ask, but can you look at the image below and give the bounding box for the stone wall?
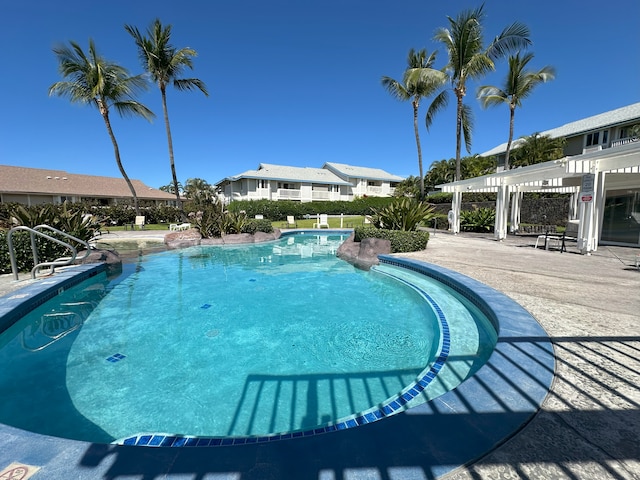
[432,197,570,226]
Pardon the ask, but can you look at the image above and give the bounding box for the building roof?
[481,102,640,157]
[0,165,176,201]
[323,162,405,182]
[216,163,352,186]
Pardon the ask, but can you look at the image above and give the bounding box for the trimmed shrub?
[226,197,396,220]
[354,226,429,253]
[460,207,496,232]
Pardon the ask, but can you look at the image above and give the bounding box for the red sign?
[581,194,593,202]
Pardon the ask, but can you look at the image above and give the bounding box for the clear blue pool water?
[0,233,496,443]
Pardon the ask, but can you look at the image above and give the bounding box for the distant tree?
[159,181,183,194]
[461,154,496,178]
[509,133,566,167]
[393,175,421,198]
[477,52,555,170]
[126,19,209,212]
[430,5,531,180]
[184,177,215,205]
[381,49,447,199]
[425,159,456,190]
[49,40,154,215]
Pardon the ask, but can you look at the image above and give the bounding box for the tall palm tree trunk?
[101,110,140,215]
[504,104,516,170]
[412,99,425,200]
[161,86,183,211]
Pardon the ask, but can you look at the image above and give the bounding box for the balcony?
[277,189,301,200]
[611,136,639,148]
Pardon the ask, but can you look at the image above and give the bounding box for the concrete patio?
[0,229,638,479]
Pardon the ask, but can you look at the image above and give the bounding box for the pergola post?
[509,188,522,234]
[494,182,509,241]
[450,190,462,234]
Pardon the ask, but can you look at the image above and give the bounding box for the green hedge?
[226,197,395,220]
[0,230,73,275]
[354,226,429,253]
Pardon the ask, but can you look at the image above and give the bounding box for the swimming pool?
[0,232,497,445]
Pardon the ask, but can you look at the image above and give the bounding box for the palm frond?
[487,22,531,60]
[425,90,449,130]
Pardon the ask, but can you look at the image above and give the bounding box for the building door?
[601,189,640,246]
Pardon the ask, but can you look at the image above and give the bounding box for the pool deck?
[0,230,639,479]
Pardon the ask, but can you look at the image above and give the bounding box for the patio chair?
[282,215,298,228]
[313,214,329,229]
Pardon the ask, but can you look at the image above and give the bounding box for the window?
[585,129,610,148]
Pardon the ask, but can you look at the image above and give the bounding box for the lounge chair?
[313,214,329,229]
[169,223,191,231]
[282,215,298,228]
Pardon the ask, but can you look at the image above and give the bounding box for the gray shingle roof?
[481,102,640,157]
[323,162,404,182]
[218,163,352,185]
[0,165,176,200]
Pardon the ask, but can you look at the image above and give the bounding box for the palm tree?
[382,49,446,200]
[125,19,209,211]
[509,133,566,168]
[49,40,154,215]
[430,5,531,181]
[477,52,555,170]
[184,177,215,205]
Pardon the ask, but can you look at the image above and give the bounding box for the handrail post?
[30,231,39,268]
[7,231,19,281]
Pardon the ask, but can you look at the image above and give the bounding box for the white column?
[509,188,521,234]
[450,191,462,234]
[494,184,508,241]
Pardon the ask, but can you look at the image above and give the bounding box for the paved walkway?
[402,232,640,480]
[0,230,639,479]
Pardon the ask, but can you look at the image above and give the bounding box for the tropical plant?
[460,207,496,232]
[429,5,531,181]
[126,19,209,211]
[382,49,447,199]
[425,158,456,190]
[369,198,436,231]
[477,52,555,170]
[393,175,421,198]
[509,133,566,167]
[159,181,184,195]
[183,177,216,205]
[49,40,154,215]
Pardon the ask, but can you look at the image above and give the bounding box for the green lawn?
[274,216,363,229]
[106,216,364,232]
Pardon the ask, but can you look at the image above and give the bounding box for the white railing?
[611,136,639,148]
[366,186,382,194]
[277,189,301,200]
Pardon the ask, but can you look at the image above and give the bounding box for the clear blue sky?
[1,0,639,189]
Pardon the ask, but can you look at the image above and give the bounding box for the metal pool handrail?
[6,224,91,280]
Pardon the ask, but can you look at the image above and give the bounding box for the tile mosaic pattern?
[117,263,452,447]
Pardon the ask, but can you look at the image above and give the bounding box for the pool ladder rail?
[6,224,92,280]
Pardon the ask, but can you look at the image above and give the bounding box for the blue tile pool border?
[0,252,555,479]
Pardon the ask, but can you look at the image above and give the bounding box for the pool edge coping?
[0,253,555,478]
